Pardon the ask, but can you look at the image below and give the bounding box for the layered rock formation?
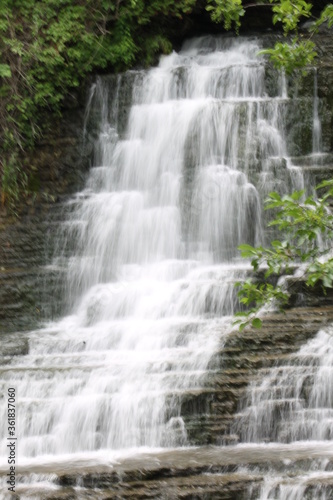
[0,100,91,332]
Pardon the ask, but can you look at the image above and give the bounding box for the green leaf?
[251,318,262,329]
[239,322,247,332]
[238,243,257,256]
[0,64,11,77]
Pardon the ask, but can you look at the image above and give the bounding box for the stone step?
[289,153,333,167]
[19,472,262,500]
[10,444,333,499]
[180,305,333,444]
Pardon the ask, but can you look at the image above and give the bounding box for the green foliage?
[261,1,315,74]
[234,280,289,331]
[1,0,333,210]
[0,64,11,77]
[311,4,333,30]
[0,0,196,208]
[235,180,333,330]
[1,153,28,213]
[206,0,313,34]
[206,0,245,32]
[206,1,332,74]
[271,0,312,33]
[259,38,317,75]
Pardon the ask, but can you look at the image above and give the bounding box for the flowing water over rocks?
[1,35,333,499]
[232,336,333,499]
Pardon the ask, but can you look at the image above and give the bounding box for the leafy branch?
[206,1,333,74]
[234,180,333,330]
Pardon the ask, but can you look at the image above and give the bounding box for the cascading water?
[312,68,322,155]
[0,36,315,498]
[232,327,333,500]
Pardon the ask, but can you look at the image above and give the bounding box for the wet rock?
[183,305,333,446]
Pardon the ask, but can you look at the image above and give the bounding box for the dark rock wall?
[0,100,92,333]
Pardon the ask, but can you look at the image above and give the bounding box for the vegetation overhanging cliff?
[1,0,333,212]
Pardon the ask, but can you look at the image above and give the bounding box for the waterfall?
[0,35,316,498]
[312,68,322,155]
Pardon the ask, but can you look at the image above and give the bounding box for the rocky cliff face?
[0,100,92,333]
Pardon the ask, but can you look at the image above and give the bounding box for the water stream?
[0,36,329,498]
[312,68,322,155]
[233,326,333,499]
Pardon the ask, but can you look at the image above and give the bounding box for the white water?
[312,68,322,154]
[0,36,311,498]
[233,326,333,499]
